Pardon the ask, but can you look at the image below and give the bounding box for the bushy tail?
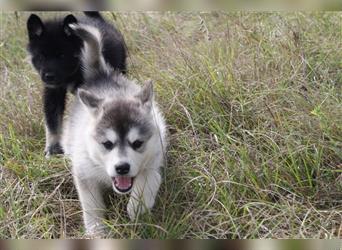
[69,23,109,78]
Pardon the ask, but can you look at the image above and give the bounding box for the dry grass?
[0,12,341,239]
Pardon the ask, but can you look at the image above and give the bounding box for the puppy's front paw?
[127,199,147,221]
[85,223,107,238]
[44,143,64,158]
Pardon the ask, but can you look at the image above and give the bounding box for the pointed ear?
[63,14,78,36]
[27,14,44,39]
[78,89,103,115]
[137,80,153,109]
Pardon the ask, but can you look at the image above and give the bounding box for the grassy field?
[0,12,341,239]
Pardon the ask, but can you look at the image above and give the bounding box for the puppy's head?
[27,14,82,87]
[78,80,156,194]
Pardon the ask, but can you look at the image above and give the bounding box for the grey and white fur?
[62,23,167,235]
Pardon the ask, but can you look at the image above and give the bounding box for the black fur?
[27,12,127,155]
[43,87,66,133]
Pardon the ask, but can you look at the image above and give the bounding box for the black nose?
[115,163,130,175]
[43,72,56,82]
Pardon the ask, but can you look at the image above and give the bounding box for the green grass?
[0,12,341,239]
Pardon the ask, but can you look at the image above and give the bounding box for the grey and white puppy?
[62,24,167,235]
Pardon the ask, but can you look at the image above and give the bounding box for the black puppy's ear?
[63,14,78,36]
[27,14,44,39]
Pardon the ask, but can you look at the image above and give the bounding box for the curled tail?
[83,11,105,21]
[69,23,110,78]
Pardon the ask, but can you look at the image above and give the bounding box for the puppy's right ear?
[78,89,103,116]
[27,14,44,39]
[63,14,78,36]
[136,80,153,110]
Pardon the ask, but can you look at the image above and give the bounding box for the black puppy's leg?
[43,87,66,157]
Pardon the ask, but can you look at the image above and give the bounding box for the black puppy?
[27,12,127,156]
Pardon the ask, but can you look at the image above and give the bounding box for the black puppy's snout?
[43,72,56,82]
[115,163,130,175]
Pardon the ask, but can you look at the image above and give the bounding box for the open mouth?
[112,176,134,193]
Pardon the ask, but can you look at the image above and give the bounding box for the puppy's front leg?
[43,87,66,157]
[127,169,161,221]
[74,177,107,236]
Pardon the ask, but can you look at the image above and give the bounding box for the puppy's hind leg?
[43,87,66,157]
[127,169,161,221]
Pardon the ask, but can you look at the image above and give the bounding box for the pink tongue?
[115,176,132,190]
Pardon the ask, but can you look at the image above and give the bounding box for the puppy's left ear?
[63,14,78,36]
[137,80,153,110]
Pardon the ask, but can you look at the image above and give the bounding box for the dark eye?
[102,140,114,150]
[34,54,44,62]
[132,140,144,150]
